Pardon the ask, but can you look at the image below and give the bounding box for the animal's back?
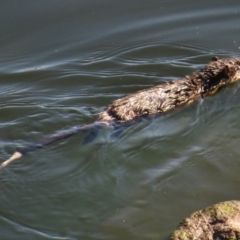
[98,78,201,122]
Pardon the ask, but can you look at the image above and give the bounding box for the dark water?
[1,0,240,239]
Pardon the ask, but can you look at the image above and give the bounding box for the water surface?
[0,0,240,239]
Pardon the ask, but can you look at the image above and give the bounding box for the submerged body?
[1,57,240,169]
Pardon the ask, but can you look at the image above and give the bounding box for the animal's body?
[1,57,240,169]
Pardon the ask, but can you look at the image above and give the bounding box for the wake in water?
[1,57,240,169]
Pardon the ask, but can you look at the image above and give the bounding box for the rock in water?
[170,200,240,240]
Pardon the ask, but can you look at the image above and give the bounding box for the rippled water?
[1,1,240,239]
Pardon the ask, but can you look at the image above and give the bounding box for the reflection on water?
[0,0,240,239]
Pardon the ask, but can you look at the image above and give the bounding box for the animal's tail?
[0,121,106,169]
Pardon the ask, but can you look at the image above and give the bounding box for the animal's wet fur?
[98,57,240,122]
[1,57,240,169]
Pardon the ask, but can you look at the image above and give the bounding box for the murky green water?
[1,1,240,239]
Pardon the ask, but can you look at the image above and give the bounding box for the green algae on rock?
[170,200,240,240]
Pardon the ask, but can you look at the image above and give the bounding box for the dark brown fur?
[98,57,240,123]
[1,57,240,169]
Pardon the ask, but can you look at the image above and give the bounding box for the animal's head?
[200,57,240,94]
[211,56,240,83]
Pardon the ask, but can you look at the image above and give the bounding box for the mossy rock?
[170,200,240,240]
